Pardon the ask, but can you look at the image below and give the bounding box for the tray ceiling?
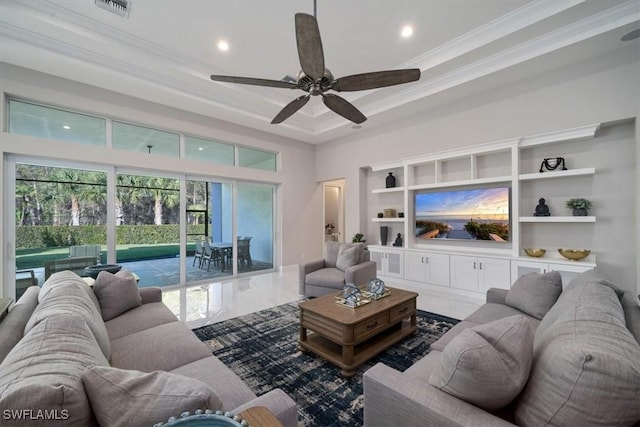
[1,0,638,144]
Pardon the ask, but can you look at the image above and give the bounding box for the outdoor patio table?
[210,242,232,271]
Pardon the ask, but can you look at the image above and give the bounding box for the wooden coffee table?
[298,287,418,377]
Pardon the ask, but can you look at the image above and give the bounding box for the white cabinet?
[511,259,593,288]
[450,255,511,293]
[404,251,449,287]
[369,247,403,279]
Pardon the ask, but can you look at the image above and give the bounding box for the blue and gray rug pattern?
[192,302,459,427]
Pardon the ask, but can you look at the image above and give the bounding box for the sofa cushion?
[621,293,640,344]
[105,301,178,340]
[565,268,625,297]
[25,275,111,360]
[336,245,359,272]
[0,286,39,364]
[516,282,640,426]
[305,267,345,287]
[171,356,256,411]
[83,365,221,427]
[110,321,212,372]
[93,269,142,321]
[429,320,482,352]
[0,314,108,427]
[465,302,539,326]
[505,271,562,320]
[324,241,342,268]
[429,315,534,411]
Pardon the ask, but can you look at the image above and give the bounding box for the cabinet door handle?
[473,261,477,269]
[421,256,424,263]
[398,307,409,314]
[366,321,379,330]
[479,262,483,270]
[425,257,429,264]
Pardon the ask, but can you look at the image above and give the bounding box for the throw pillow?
[93,270,142,321]
[505,271,562,319]
[82,365,222,427]
[429,315,534,410]
[336,245,359,271]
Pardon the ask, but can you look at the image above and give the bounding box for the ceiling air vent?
[94,0,130,18]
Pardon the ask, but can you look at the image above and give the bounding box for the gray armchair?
[298,241,377,297]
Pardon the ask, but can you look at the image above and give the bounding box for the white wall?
[0,63,324,297]
[315,50,639,292]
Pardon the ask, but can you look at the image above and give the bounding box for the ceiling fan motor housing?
[296,69,335,94]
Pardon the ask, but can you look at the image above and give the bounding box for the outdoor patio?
[21,255,273,290]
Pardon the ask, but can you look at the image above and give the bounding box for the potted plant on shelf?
[352,233,366,243]
[566,198,592,216]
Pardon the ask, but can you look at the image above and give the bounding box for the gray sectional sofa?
[0,271,297,427]
[364,269,640,426]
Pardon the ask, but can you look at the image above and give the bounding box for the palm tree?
[149,177,179,225]
[117,174,146,225]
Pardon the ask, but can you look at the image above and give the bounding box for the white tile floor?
[163,265,484,329]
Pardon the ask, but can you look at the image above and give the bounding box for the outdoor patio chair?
[69,245,101,264]
[192,239,205,268]
[237,237,253,269]
[201,240,222,271]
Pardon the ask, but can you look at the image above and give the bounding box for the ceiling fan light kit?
[210,3,420,125]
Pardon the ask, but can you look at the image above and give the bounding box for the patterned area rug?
[192,302,459,427]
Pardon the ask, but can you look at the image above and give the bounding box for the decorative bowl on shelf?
[558,248,590,261]
[524,248,546,257]
[84,264,122,279]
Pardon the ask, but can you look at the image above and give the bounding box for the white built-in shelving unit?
[366,123,600,297]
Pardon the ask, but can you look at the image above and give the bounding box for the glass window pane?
[238,147,277,171]
[15,164,107,298]
[115,173,180,287]
[237,183,274,272]
[185,136,234,165]
[8,100,106,146]
[112,122,179,158]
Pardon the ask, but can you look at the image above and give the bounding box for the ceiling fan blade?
[295,13,325,81]
[333,69,421,92]
[210,75,297,89]
[271,95,310,124]
[322,94,367,124]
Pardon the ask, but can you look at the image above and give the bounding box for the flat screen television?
[414,186,510,242]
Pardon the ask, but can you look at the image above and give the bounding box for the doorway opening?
[323,179,345,243]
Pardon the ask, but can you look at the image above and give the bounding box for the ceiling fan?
[210,2,421,125]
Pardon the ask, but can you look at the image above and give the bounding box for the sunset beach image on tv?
[414,187,510,241]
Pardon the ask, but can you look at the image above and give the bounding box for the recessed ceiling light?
[401,25,413,38]
[217,40,229,51]
[198,147,204,151]
[621,28,640,42]
[63,125,71,130]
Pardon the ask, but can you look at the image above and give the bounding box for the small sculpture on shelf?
[385,172,396,188]
[539,157,567,173]
[392,233,403,247]
[533,198,551,216]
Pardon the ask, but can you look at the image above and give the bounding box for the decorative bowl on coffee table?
[84,264,122,279]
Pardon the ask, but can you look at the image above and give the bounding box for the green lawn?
[16,243,196,269]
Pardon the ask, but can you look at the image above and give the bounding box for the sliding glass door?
[237,183,274,273]
[5,156,277,299]
[13,162,107,298]
[186,178,233,282]
[115,173,180,287]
